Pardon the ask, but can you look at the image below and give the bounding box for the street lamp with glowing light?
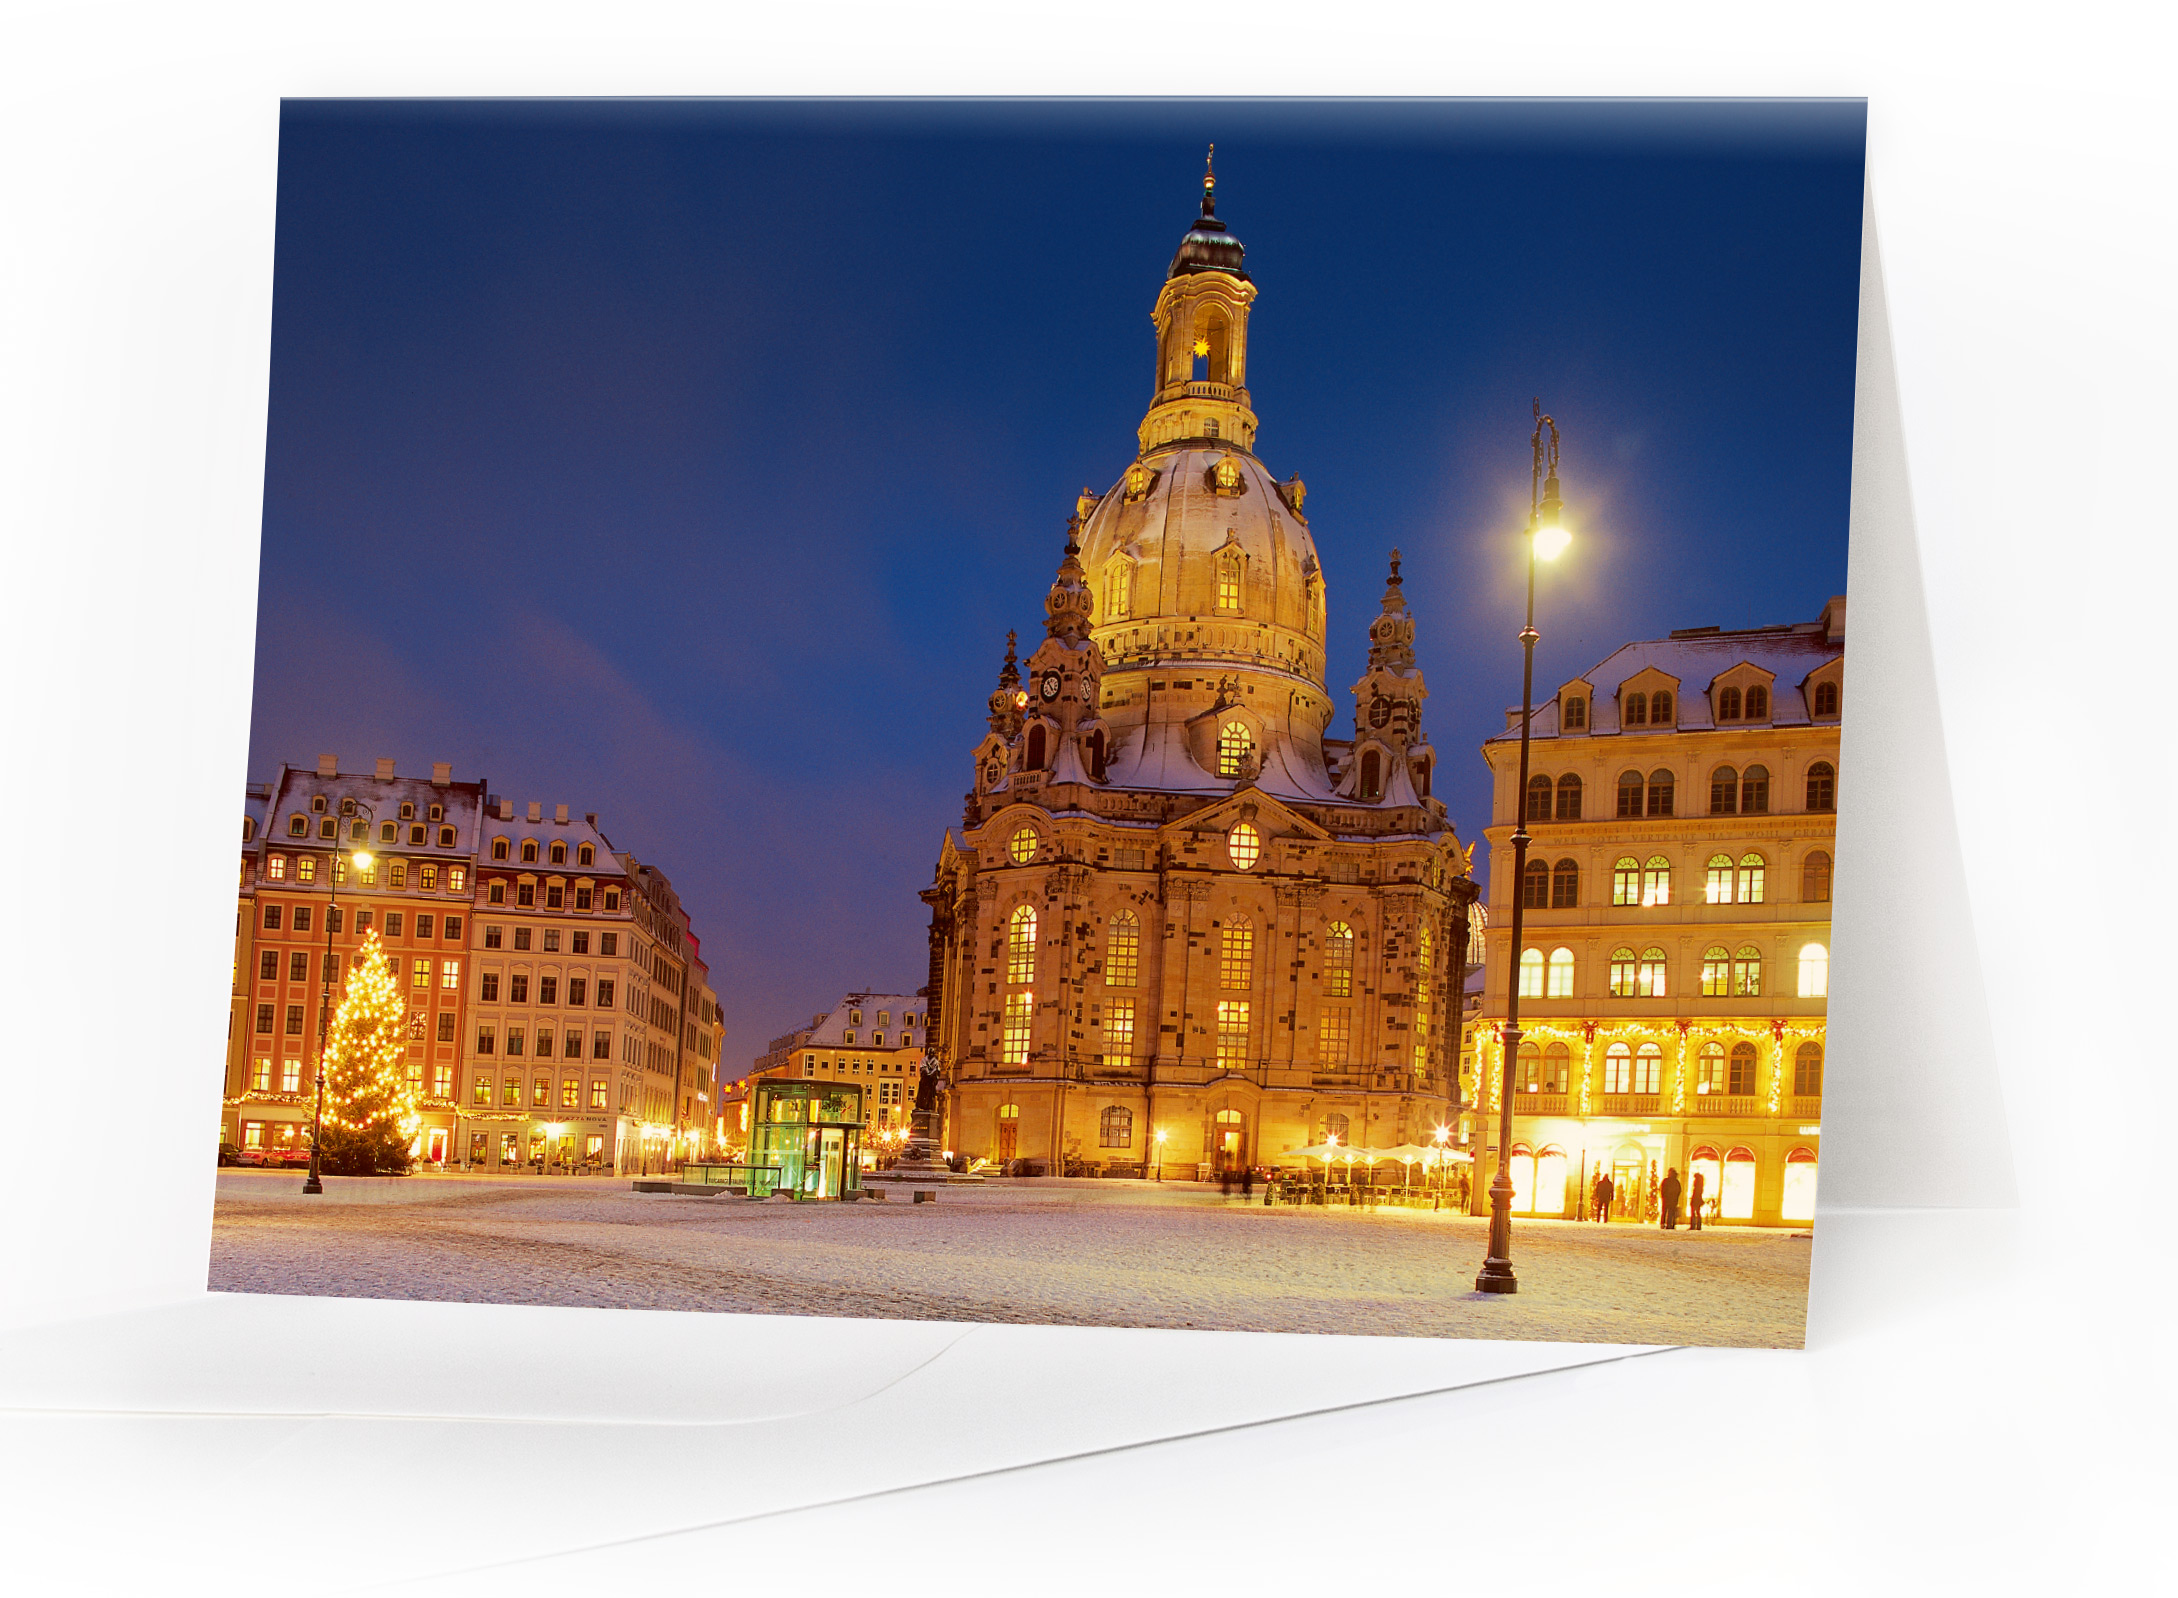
[1475,402,1571,1294]
[1153,1128,1169,1182]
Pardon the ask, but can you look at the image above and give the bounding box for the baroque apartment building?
[1471,601,1845,1227]
[227,757,487,1159]
[225,759,720,1173]
[733,992,927,1145]
[923,165,1479,1176]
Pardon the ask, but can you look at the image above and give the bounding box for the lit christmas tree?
[311,929,419,1176]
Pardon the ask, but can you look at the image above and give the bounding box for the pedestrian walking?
[1240,1166,1255,1198]
[1661,1166,1683,1230]
[1594,1170,1615,1224]
[1688,1168,1706,1231]
[1219,1164,1233,1198]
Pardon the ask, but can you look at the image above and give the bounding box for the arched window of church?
[1006,905,1038,986]
[1200,304,1232,384]
[1220,919,1254,990]
[1099,1105,1134,1149]
[1359,749,1383,801]
[1323,921,1355,999]
[1087,728,1108,782]
[1216,552,1243,613]
[1217,720,1254,778]
[1416,925,1433,979]
[1024,724,1046,771]
[1105,911,1139,989]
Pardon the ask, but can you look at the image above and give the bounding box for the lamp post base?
[302,1175,323,1195]
[1474,1256,1518,1293]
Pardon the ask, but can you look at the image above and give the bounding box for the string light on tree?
[310,929,421,1176]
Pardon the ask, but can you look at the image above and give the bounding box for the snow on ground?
[208,1171,1811,1348]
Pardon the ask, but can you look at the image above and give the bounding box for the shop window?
[1781,1148,1818,1221]
[1689,1147,1722,1217]
[1722,1148,1757,1219]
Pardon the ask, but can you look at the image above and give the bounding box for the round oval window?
[1228,821,1262,871]
[1008,827,1039,865]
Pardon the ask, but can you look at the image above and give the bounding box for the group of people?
[1589,1165,1709,1229]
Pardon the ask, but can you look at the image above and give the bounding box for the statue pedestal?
[862,1107,982,1187]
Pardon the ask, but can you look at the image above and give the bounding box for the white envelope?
[0,174,2020,1587]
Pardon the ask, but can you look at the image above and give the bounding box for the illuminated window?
[1007,905,1038,984]
[1603,1043,1633,1093]
[1104,564,1130,621]
[1611,857,1642,906]
[472,1073,491,1105]
[1104,997,1136,1063]
[1779,1147,1817,1220]
[250,1057,271,1091]
[1626,1043,1659,1094]
[1220,920,1253,989]
[1105,911,1139,987]
[1216,552,1242,612]
[1546,947,1575,997]
[560,1077,579,1109]
[1710,766,1739,815]
[1550,858,1578,908]
[1318,1007,1350,1066]
[1798,943,1829,998]
[1217,720,1254,778]
[1098,1105,1133,1148]
[1642,856,1672,907]
[1806,762,1836,812]
[1623,691,1647,726]
[1741,765,1770,813]
[1323,922,1354,998]
[267,855,287,881]
[441,959,460,989]
[1321,1111,1350,1143]
[1608,948,1638,998]
[1813,680,1839,717]
[1717,686,1742,722]
[1521,857,1549,908]
[1554,773,1582,819]
[407,958,426,989]
[1637,947,1669,997]
[1645,769,1675,817]
[1518,947,1545,998]
[1416,925,1432,980]
[532,1077,550,1107]
[1616,771,1644,817]
[1008,827,1038,865]
[1412,1011,1430,1073]
[1215,999,1250,1063]
[1794,1042,1824,1097]
[1737,854,1767,904]
[1728,1043,1757,1096]
[1706,854,1735,904]
[1000,991,1033,1065]
[1695,1042,1725,1096]
[1525,775,1553,822]
[1227,821,1262,870]
[1701,945,1731,997]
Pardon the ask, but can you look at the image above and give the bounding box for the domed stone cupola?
[1137,148,1260,456]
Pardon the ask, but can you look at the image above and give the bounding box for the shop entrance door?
[996,1121,1019,1162]
[1611,1151,1647,1222]
[426,1129,448,1164]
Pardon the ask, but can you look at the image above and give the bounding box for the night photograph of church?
[213,100,1864,1347]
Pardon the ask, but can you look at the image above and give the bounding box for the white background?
[2,3,2172,1590]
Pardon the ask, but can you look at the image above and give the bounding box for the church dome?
[1075,444,1324,690]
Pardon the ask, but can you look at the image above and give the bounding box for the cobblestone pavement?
[208,1172,1812,1347]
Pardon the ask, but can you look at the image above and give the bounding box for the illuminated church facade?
[922,164,1480,1175]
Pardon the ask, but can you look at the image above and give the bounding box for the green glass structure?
[747,1079,864,1199]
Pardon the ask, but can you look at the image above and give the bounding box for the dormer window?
[1651,690,1674,725]
[491,838,509,861]
[311,795,328,814]
[379,821,396,844]
[288,814,308,837]
[549,842,566,865]
[1813,680,1840,718]
[1717,686,1742,721]
[318,817,336,840]
[428,804,443,822]
[439,826,456,848]
[399,802,415,820]
[1563,695,1586,730]
[1624,692,1648,726]
[1745,685,1769,720]
[521,840,538,863]
[578,843,594,866]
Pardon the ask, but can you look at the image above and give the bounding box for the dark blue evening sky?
[251,99,1864,1075]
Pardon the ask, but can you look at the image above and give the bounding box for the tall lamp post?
[1475,403,1570,1293]
[304,802,376,1195]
